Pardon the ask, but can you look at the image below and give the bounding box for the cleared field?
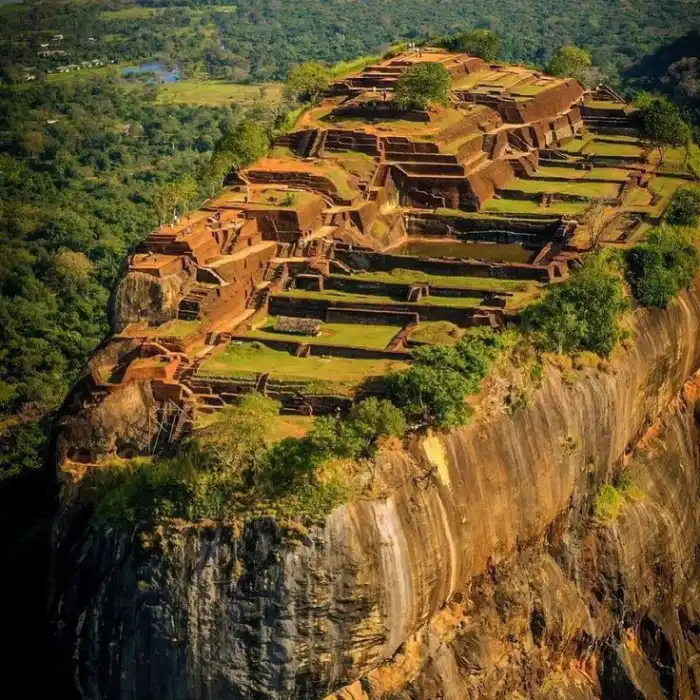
[483,199,587,215]
[154,80,284,107]
[500,178,621,199]
[47,64,127,84]
[533,166,630,182]
[101,7,157,20]
[349,269,532,292]
[267,415,315,441]
[200,343,408,381]
[246,317,402,349]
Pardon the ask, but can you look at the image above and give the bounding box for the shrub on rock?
[626,226,699,308]
[521,254,628,356]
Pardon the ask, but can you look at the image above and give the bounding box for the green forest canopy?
[2,0,700,84]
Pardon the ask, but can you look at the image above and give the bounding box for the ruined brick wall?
[246,170,353,205]
[382,137,440,156]
[466,159,515,207]
[331,105,429,123]
[335,249,553,282]
[324,130,380,156]
[324,307,418,326]
[514,80,585,124]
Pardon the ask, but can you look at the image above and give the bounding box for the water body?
[122,61,181,83]
[396,239,536,263]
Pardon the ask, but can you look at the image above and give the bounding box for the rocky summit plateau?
[48,47,700,700]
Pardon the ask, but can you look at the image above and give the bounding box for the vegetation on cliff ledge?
[387,327,507,429]
[521,254,628,356]
[626,225,700,308]
[94,393,405,524]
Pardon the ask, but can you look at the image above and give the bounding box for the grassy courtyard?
[200,342,409,382]
[246,317,402,349]
[583,141,645,158]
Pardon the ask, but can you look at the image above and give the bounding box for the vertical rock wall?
[51,283,700,700]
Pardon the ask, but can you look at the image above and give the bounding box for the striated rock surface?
[51,282,700,699]
[112,268,194,332]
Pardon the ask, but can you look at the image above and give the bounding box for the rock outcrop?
[113,268,193,332]
[50,280,700,699]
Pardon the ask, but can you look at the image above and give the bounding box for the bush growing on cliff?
[521,254,628,356]
[394,63,451,110]
[593,472,642,522]
[264,398,405,492]
[93,395,404,524]
[625,226,699,308]
[386,328,505,429]
[666,186,700,227]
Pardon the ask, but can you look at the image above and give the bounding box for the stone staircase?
[178,284,219,321]
[246,281,271,310]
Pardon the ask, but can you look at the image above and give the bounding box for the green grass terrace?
[348,269,534,293]
[532,166,631,182]
[559,135,646,159]
[199,342,409,389]
[245,317,403,349]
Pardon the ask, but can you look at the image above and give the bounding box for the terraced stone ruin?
[51,48,700,700]
[57,49,684,440]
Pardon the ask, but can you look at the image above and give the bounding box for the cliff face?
[51,282,700,700]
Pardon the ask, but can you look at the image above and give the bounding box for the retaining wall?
[334,249,555,282]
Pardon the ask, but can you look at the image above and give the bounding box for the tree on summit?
[394,63,451,110]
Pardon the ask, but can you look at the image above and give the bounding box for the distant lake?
[123,62,181,83]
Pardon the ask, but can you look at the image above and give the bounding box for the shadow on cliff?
[0,469,77,698]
